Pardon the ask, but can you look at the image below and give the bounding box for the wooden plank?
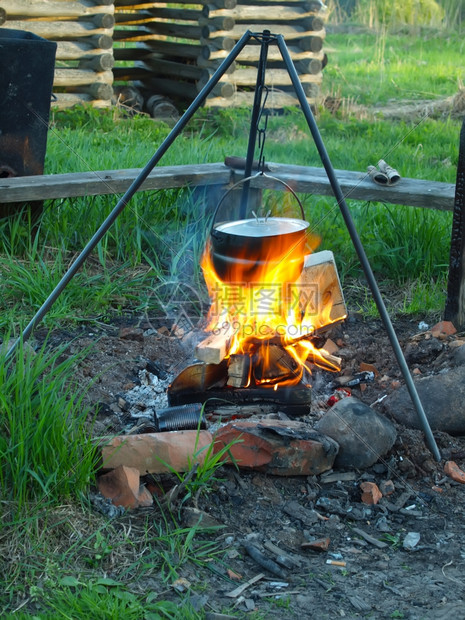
[195,331,231,364]
[241,161,455,211]
[0,162,455,211]
[297,250,347,329]
[0,164,232,203]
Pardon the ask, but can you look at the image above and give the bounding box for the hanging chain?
[257,86,270,175]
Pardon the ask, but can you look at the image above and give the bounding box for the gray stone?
[383,366,465,433]
[314,397,397,470]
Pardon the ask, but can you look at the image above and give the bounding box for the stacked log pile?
[1,0,115,108]
[201,0,328,108]
[113,0,327,111]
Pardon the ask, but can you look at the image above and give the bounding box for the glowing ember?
[201,218,346,388]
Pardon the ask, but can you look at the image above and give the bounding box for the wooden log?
[4,20,114,40]
[82,13,115,29]
[202,25,325,42]
[57,39,113,60]
[113,66,151,81]
[198,16,236,30]
[113,85,144,110]
[79,53,115,71]
[113,46,150,61]
[199,35,235,51]
[113,28,157,42]
[51,92,110,108]
[57,84,114,103]
[144,22,202,40]
[140,58,208,82]
[0,8,6,25]
[114,11,156,25]
[299,35,325,52]
[144,7,203,21]
[205,90,315,109]
[296,250,347,330]
[204,0,237,8]
[137,39,203,59]
[202,6,325,30]
[116,9,202,24]
[53,68,113,87]
[145,94,179,120]
[219,0,324,6]
[307,348,342,372]
[140,76,234,100]
[195,332,231,365]
[230,67,321,86]
[1,0,114,19]
[227,354,251,387]
[199,42,323,63]
[444,119,465,328]
[83,82,114,100]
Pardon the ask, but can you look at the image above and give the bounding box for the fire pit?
[168,175,347,414]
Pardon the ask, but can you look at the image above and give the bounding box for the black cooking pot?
[210,216,309,283]
[209,174,309,283]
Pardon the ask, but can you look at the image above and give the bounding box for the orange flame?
[201,223,342,388]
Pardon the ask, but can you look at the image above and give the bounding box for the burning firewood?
[195,331,231,364]
[227,353,251,388]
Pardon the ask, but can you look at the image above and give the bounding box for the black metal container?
[210,216,309,283]
[0,28,57,219]
[208,173,310,283]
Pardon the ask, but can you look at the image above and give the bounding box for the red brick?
[213,419,338,476]
[301,537,330,552]
[98,465,146,509]
[444,460,465,484]
[100,430,213,474]
[431,321,457,339]
[360,481,382,505]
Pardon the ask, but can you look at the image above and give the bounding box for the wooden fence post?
[444,118,465,328]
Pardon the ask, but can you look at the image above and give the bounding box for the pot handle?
[210,172,306,232]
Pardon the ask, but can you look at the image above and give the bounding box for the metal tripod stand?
[7,29,441,461]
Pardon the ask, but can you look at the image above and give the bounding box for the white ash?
[119,369,172,419]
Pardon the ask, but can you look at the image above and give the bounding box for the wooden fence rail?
[0,161,455,209]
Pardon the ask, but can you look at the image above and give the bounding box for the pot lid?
[214,217,309,238]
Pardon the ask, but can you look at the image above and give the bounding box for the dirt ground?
[38,310,465,620]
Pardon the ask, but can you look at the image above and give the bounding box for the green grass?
[323,30,465,106]
[0,338,96,511]
[0,21,462,616]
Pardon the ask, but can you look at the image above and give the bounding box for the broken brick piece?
[359,362,379,377]
[301,537,330,552]
[431,320,457,339]
[444,460,465,484]
[360,481,382,505]
[99,430,212,474]
[213,419,339,476]
[98,465,149,509]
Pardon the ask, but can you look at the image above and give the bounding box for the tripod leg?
[276,34,441,462]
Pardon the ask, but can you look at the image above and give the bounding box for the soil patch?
[36,314,465,619]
